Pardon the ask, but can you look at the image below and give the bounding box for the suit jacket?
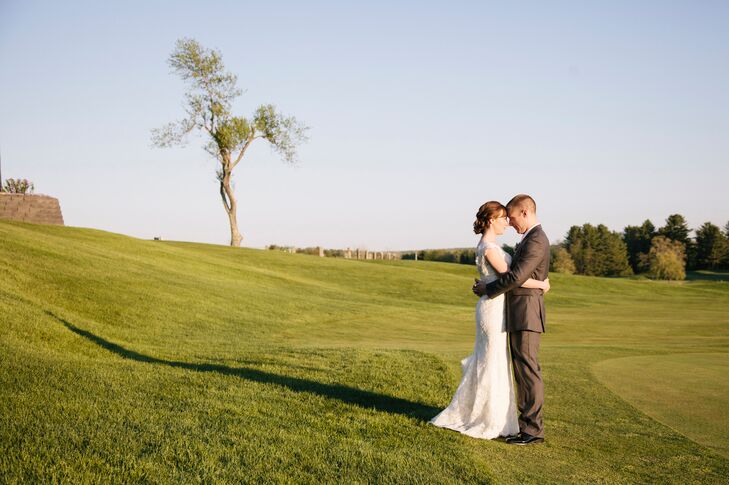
[485,225,550,333]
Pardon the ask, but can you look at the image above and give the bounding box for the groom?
[472,194,550,445]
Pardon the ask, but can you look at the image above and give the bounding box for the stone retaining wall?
[0,193,64,225]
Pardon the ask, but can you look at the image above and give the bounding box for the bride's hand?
[543,277,550,294]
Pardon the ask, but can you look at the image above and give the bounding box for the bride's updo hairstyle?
[473,201,507,234]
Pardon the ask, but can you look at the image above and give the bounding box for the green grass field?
[1,220,728,483]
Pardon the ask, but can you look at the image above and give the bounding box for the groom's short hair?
[506,194,537,214]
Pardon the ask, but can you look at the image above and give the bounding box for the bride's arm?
[521,277,550,293]
[485,247,509,274]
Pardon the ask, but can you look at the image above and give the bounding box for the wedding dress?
[429,240,519,439]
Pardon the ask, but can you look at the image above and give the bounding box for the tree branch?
[231,133,259,170]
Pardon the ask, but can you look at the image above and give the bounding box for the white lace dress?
[430,240,519,439]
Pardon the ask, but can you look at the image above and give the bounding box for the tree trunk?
[219,167,243,247]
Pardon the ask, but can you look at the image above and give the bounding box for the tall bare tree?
[152,38,308,247]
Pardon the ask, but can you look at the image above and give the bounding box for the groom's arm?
[480,235,547,299]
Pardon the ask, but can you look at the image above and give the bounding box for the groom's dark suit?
[485,225,549,438]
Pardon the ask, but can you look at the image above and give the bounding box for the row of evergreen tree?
[552,215,729,279]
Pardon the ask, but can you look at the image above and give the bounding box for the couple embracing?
[430,194,550,446]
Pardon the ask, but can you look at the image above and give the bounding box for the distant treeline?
[269,215,729,281]
[401,246,515,264]
[553,215,729,280]
[267,245,348,257]
[266,245,399,260]
[405,215,729,281]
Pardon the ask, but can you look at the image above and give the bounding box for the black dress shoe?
[506,433,544,445]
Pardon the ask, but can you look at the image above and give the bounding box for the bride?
[430,201,550,439]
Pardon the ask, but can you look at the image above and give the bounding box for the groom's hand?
[472,278,487,297]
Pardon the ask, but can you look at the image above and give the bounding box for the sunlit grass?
[1,220,727,483]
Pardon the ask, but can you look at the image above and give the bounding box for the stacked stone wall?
[0,193,64,225]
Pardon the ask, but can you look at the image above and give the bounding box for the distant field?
[1,220,728,483]
[594,353,729,458]
[686,269,729,282]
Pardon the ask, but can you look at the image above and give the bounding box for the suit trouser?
[509,330,544,437]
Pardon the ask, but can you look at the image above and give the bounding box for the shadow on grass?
[686,270,729,282]
[47,311,440,422]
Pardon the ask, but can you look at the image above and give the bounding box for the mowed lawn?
[1,220,728,483]
[594,352,729,459]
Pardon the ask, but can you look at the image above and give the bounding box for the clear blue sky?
[1,0,727,250]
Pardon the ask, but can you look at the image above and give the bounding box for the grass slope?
[1,220,728,483]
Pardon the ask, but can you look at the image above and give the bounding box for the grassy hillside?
[1,220,728,483]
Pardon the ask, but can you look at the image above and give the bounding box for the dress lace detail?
[429,240,518,439]
[476,241,506,284]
